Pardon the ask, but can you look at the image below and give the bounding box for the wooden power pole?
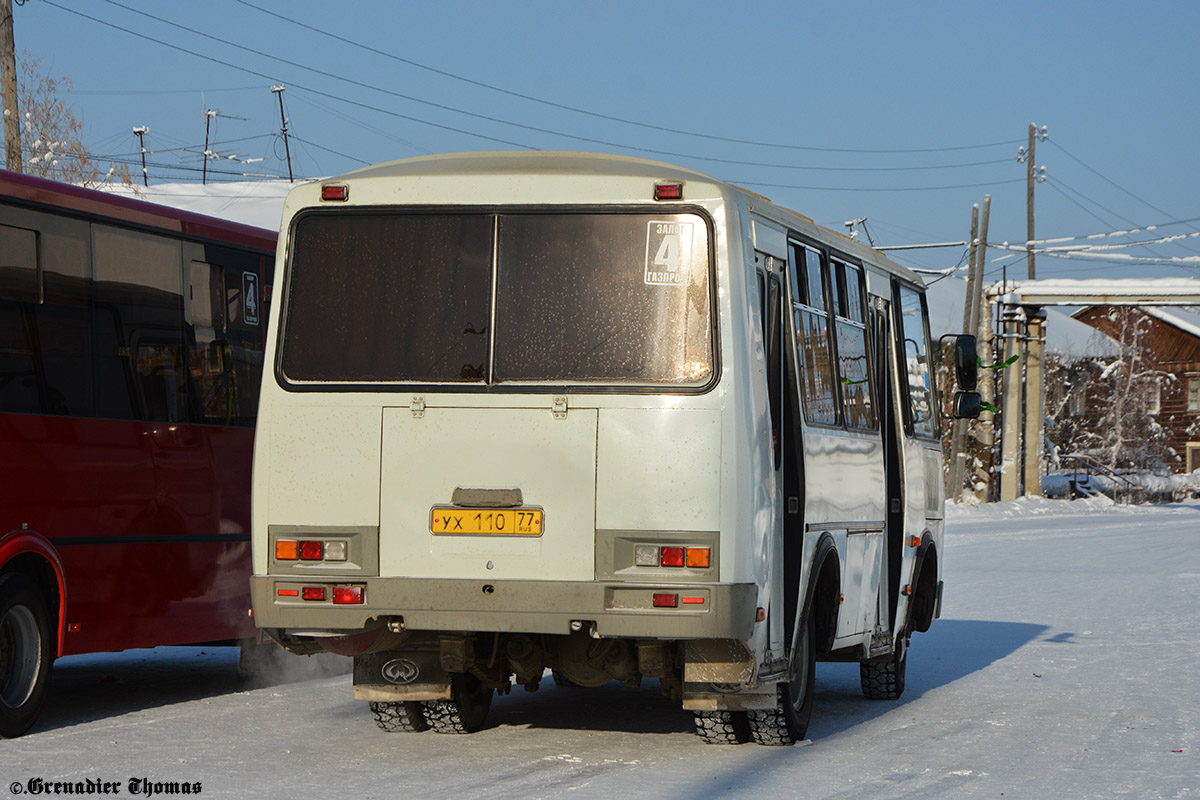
[1,0,21,172]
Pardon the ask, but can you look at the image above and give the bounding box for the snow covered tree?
[17,53,133,188]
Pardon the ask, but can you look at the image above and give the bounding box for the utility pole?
[947,203,981,501]
[1018,123,1047,280]
[203,108,216,185]
[1,0,21,172]
[271,84,293,183]
[132,125,149,186]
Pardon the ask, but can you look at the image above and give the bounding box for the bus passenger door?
[874,297,904,636]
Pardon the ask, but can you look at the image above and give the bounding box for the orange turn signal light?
[685,547,710,568]
[275,540,299,560]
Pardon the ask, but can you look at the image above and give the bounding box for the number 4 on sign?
[654,234,683,271]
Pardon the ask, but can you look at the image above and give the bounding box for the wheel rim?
[0,604,43,710]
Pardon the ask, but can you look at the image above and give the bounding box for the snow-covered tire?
[369,701,430,732]
[693,711,750,744]
[422,673,493,734]
[860,636,906,700]
[0,573,54,739]
[748,613,815,746]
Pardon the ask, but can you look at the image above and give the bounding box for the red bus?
[0,170,276,737]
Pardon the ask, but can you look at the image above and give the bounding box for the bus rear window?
[280,211,713,388]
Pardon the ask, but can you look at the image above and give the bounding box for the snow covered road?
[2,498,1197,799]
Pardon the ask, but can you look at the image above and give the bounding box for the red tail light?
[652,593,679,608]
[301,586,326,601]
[332,586,365,605]
[660,547,685,567]
[298,541,324,561]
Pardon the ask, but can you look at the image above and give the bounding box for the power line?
[40,1,536,149]
[232,0,1023,157]
[70,84,260,95]
[1047,139,1197,228]
[731,177,1024,193]
[87,1,1024,176]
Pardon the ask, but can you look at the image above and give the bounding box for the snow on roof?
[991,277,1200,305]
[1140,305,1200,340]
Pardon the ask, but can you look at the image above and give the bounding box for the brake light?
[321,184,348,201]
[299,541,324,561]
[301,586,326,601]
[652,593,678,608]
[681,596,705,605]
[276,588,300,597]
[660,547,685,567]
[332,586,365,605]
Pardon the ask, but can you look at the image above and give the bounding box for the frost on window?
[280,212,712,387]
[493,214,711,385]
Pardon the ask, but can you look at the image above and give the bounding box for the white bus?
[249,152,979,745]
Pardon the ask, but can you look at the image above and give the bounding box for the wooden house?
[1071,305,1200,473]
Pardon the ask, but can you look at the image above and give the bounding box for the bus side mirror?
[953,391,981,419]
[954,334,978,391]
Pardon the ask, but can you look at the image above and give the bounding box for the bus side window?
[833,261,877,430]
[789,244,837,426]
[191,247,268,427]
[93,225,187,423]
[896,283,937,438]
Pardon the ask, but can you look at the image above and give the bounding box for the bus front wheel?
[0,573,54,738]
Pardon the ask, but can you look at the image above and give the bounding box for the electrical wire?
[731,177,1025,193]
[89,0,1023,175]
[41,1,537,149]
[231,0,1024,157]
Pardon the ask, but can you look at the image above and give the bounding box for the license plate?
[430,507,544,536]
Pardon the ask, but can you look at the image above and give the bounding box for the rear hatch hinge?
[552,396,568,420]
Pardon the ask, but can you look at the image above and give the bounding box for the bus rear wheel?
[422,673,493,734]
[0,573,54,739]
[860,635,907,700]
[693,710,751,744]
[369,700,430,732]
[748,613,815,746]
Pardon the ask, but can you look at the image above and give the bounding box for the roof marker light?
[654,182,683,201]
[321,184,349,202]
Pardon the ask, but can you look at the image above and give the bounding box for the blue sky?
[12,0,1200,281]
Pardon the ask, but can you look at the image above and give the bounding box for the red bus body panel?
[0,169,275,658]
[1,413,258,655]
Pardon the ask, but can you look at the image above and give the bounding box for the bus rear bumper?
[251,576,758,640]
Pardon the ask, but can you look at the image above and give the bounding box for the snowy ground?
[2,498,1197,799]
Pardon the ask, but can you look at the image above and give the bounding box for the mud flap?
[352,648,451,702]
